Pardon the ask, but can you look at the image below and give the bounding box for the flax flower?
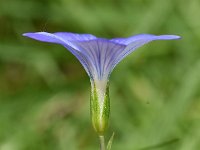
[23,32,180,137]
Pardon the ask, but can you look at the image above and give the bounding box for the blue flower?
[23,32,180,135]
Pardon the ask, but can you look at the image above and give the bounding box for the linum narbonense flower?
[23,32,180,147]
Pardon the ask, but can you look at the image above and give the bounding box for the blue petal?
[54,32,97,41]
[111,34,181,45]
[110,34,181,70]
[23,32,96,42]
[23,32,97,51]
[23,32,97,78]
[23,32,78,51]
[71,39,126,80]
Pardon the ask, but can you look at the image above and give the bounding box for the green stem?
[99,135,105,150]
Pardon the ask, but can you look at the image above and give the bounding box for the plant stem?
[99,135,105,150]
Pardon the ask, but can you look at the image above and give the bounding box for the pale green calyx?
[90,79,110,135]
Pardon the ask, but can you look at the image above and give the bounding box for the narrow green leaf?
[107,132,115,150]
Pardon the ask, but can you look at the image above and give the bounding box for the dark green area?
[0,0,200,149]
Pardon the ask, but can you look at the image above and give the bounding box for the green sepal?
[90,82,110,135]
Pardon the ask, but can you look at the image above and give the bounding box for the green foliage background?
[0,0,200,149]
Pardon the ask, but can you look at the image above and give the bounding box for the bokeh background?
[0,0,200,149]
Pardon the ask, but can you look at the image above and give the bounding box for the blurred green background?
[0,0,200,149]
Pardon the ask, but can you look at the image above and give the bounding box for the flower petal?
[111,34,181,45]
[111,34,181,70]
[23,32,97,78]
[23,32,66,44]
[71,39,126,80]
[23,32,80,50]
[54,32,97,41]
[23,32,97,50]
